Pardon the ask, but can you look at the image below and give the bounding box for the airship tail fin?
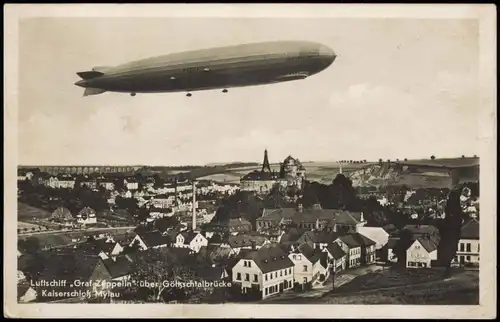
[83,87,107,97]
[76,70,104,80]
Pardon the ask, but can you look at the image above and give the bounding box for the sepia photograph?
[4,4,497,319]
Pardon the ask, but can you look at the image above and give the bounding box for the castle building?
[280,155,306,189]
[240,150,280,194]
[240,150,307,194]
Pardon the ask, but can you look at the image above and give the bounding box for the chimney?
[360,212,364,222]
[298,204,303,212]
[251,240,257,250]
[192,181,197,231]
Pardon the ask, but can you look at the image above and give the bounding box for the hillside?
[347,158,479,188]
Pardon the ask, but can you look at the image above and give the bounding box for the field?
[18,227,136,249]
[18,221,48,232]
[322,270,479,305]
[398,157,479,168]
[18,202,52,221]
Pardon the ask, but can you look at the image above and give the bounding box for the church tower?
[261,149,272,173]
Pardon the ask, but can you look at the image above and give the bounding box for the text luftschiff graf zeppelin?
[31,279,232,293]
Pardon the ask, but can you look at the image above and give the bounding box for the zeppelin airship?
[74,40,336,97]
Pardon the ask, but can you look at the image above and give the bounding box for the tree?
[461,155,465,158]
[18,237,41,255]
[379,159,383,163]
[154,216,180,232]
[404,158,408,161]
[430,155,436,160]
[438,189,465,276]
[127,249,208,302]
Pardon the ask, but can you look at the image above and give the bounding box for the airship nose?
[74,80,86,87]
[319,44,336,61]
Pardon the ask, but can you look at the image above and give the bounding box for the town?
[17,150,480,304]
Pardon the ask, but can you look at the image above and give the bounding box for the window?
[280,270,283,277]
[236,273,241,280]
[293,255,296,260]
[303,277,308,283]
[303,265,308,272]
[478,243,480,253]
[466,256,471,261]
[274,272,277,278]
[265,274,268,281]
[245,273,249,281]
[265,288,268,295]
[460,243,465,252]
[253,274,258,282]
[466,243,471,252]
[248,261,252,267]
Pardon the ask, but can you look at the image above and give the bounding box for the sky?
[18,17,480,166]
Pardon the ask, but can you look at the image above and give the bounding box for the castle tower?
[262,149,272,173]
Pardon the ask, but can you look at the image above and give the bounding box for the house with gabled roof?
[51,207,75,227]
[231,244,295,300]
[77,207,97,225]
[456,219,479,265]
[322,242,347,273]
[129,230,169,251]
[257,208,296,230]
[335,234,362,269]
[289,243,327,286]
[297,230,344,250]
[102,254,136,281]
[406,237,439,268]
[227,234,270,255]
[173,231,208,253]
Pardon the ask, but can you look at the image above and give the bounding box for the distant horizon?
[17,154,480,168]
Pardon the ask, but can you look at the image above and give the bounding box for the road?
[18,226,136,237]
[260,264,385,303]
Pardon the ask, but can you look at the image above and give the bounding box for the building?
[406,237,439,268]
[101,254,136,281]
[279,155,306,189]
[291,206,367,233]
[76,207,97,225]
[129,231,170,250]
[257,208,296,230]
[348,233,377,265]
[99,180,115,191]
[297,231,343,250]
[226,234,271,255]
[124,178,139,191]
[456,219,479,265]
[50,207,74,227]
[151,194,176,209]
[289,243,327,286]
[231,245,295,300]
[358,227,389,260]
[173,231,208,253]
[240,149,280,194]
[57,175,76,189]
[17,169,34,181]
[335,235,362,269]
[322,242,347,273]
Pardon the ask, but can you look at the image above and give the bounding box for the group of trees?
[115,248,227,303]
[338,160,368,164]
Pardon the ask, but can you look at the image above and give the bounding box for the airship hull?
[75,41,336,95]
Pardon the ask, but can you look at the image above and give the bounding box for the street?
[260,264,385,303]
